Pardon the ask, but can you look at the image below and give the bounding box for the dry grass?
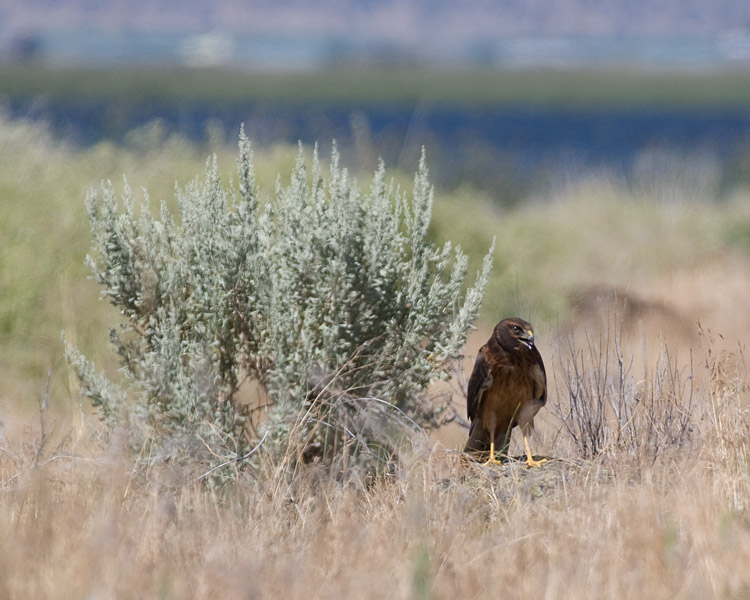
[2,331,748,600]
[3,115,750,599]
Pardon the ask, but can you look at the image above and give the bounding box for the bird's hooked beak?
[519,329,535,349]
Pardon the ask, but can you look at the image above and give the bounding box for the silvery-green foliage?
[68,128,493,476]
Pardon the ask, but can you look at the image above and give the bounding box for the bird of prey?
[464,317,547,468]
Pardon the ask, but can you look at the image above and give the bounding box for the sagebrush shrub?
[66,130,493,479]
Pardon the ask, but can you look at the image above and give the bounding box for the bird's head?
[493,317,536,351]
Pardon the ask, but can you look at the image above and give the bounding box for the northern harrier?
[464,317,547,468]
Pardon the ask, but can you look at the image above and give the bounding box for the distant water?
[12,96,750,200]
[9,30,750,198]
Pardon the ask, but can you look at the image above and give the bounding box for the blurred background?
[3,0,750,409]
[4,0,750,198]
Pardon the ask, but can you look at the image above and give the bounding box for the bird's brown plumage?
[464,317,547,467]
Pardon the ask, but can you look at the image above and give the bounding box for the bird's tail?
[463,422,490,453]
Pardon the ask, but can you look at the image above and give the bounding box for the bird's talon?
[525,457,548,469]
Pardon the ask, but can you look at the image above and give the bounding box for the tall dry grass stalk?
[1,332,748,599]
[550,317,701,464]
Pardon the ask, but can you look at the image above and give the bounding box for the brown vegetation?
[2,318,748,599]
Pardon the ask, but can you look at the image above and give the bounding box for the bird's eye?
[511,326,521,333]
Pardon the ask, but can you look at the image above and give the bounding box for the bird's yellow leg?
[482,440,504,466]
[523,433,547,468]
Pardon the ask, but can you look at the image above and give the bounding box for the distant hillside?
[3,0,750,40]
[4,1,750,70]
